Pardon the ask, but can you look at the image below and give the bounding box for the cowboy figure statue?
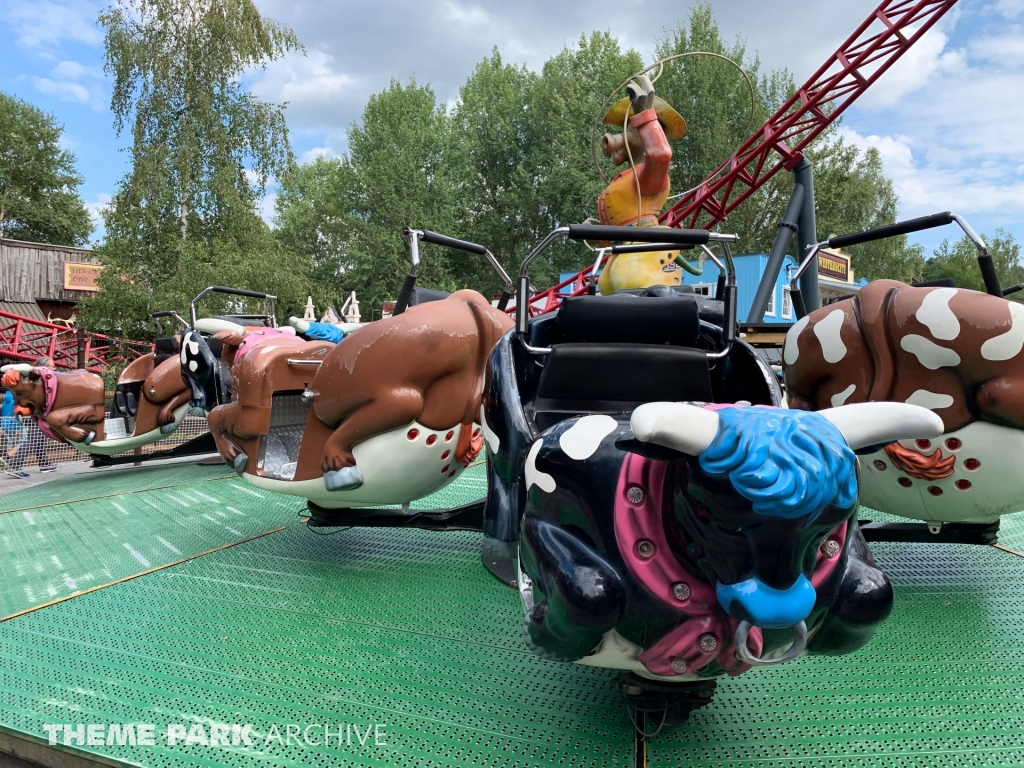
[597,74,702,294]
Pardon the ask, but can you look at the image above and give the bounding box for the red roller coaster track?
[516,0,957,317]
[0,311,153,373]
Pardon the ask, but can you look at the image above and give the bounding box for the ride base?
[2,461,1023,767]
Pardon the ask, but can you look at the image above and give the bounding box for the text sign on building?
[817,251,850,282]
[63,262,104,292]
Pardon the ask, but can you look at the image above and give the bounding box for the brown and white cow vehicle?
[785,278,1024,524]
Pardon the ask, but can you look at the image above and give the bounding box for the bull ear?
[630,402,720,456]
[818,402,944,451]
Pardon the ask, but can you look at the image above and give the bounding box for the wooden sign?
[817,251,850,282]
[63,262,103,292]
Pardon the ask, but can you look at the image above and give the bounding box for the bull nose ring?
[734,620,807,667]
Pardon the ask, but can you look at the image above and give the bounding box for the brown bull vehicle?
[181,228,516,523]
[1,312,194,455]
[783,212,1024,539]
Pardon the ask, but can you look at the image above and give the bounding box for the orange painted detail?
[884,442,956,481]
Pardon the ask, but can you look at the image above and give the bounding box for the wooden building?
[0,238,102,323]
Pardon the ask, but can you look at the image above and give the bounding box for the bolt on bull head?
[518,402,942,677]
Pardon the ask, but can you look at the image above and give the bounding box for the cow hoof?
[159,421,178,434]
[233,452,248,476]
[324,465,363,491]
[188,406,208,417]
[83,431,96,446]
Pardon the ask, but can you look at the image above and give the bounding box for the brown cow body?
[785,280,1024,522]
[206,290,514,496]
[2,350,190,448]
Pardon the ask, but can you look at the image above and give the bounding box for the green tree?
[813,143,924,283]
[923,230,1023,295]
[0,92,93,245]
[80,0,306,338]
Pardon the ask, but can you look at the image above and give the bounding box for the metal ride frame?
[514,0,959,320]
[0,311,153,372]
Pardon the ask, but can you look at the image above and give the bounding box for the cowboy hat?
[603,96,687,140]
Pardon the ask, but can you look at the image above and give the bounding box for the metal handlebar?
[189,286,278,328]
[789,211,1000,320]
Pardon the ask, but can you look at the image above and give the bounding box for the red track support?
[515,0,957,317]
[0,310,153,372]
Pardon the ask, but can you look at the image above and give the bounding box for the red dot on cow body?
[898,477,913,488]
[927,486,943,496]
[873,460,887,471]
[441,451,450,461]
[448,470,457,478]
[945,438,961,450]
[955,479,972,490]
[473,428,480,438]
[445,431,454,441]
[916,439,931,450]
[407,429,419,440]
[441,464,450,474]
[426,435,437,446]
[964,458,980,470]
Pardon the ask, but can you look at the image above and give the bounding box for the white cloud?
[857,31,966,109]
[299,146,337,163]
[8,0,103,48]
[839,127,1024,218]
[30,59,107,110]
[84,193,111,228]
[250,50,359,129]
[994,0,1024,19]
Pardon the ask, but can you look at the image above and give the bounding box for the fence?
[0,310,153,372]
[1,414,212,475]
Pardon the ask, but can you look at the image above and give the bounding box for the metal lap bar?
[286,359,323,366]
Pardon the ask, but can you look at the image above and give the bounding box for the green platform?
[1,462,1023,767]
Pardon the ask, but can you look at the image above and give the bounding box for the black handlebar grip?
[418,229,488,256]
[209,286,272,299]
[611,242,696,254]
[828,212,954,249]
[567,224,710,246]
[150,311,177,318]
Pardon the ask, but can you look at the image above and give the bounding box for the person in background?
[11,357,60,473]
[2,380,30,478]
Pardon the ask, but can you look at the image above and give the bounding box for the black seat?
[153,336,179,366]
[529,292,713,430]
[408,286,450,306]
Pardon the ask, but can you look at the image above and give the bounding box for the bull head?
[630,401,942,662]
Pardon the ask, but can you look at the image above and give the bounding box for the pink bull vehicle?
[478,222,943,723]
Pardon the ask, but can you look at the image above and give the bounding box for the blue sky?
[2,0,1023,262]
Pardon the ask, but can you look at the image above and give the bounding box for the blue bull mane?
[698,407,857,520]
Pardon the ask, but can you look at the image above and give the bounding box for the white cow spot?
[525,440,556,494]
[813,309,847,364]
[905,389,955,410]
[831,384,856,407]
[480,405,500,454]
[915,288,960,340]
[900,334,961,370]
[187,340,200,355]
[783,316,810,366]
[559,415,618,460]
[981,302,1024,361]
[188,360,198,372]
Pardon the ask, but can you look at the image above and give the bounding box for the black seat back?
[153,336,179,367]
[528,290,714,430]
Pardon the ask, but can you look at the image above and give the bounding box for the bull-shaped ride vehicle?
[180,230,515,522]
[0,312,194,455]
[784,212,1024,542]
[481,223,943,722]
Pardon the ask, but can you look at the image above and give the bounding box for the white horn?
[818,402,944,450]
[0,363,32,374]
[630,402,720,456]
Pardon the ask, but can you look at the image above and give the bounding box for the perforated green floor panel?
[1,464,1023,767]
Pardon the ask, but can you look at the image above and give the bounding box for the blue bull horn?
[715,575,817,628]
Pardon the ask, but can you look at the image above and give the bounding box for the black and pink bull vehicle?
[479,223,945,723]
